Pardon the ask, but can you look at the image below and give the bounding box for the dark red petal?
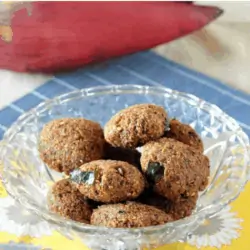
[0,2,223,73]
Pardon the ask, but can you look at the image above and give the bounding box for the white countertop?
[0,70,51,109]
[154,21,250,95]
[0,2,250,110]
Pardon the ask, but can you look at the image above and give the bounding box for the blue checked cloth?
[0,51,250,139]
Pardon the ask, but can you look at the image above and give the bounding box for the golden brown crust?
[104,104,167,149]
[165,119,204,152]
[141,138,209,201]
[48,179,92,223]
[39,118,105,174]
[91,202,173,228]
[72,160,145,203]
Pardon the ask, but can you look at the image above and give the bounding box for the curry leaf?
[146,162,164,183]
[70,169,95,185]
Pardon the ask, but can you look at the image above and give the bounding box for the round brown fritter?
[39,118,105,175]
[104,104,167,149]
[104,142,141,170]
[139,190,198,220]
[91,202,173,228]
[48,179,92,223]
[141,138,210,201]
[165,119,203,152]
[70,160,145,203]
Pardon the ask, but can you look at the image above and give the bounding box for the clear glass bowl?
[0,85,249,250]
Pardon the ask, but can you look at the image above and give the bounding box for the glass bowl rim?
[0,84,249,236]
